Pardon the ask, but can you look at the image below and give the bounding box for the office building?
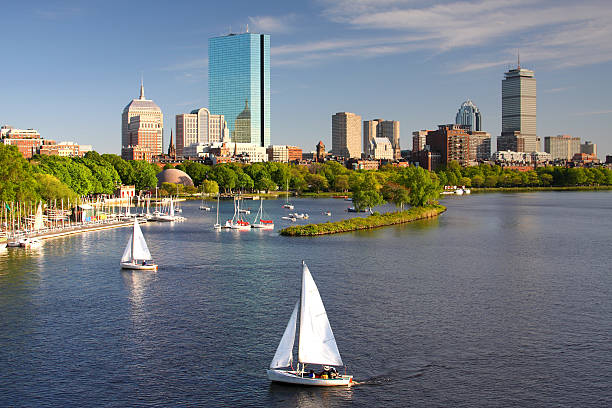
[363,119,400,160]
[316,141,326,162]
[412,130,429,153]
[209,32,270,147]
[176,108,228,156]
[581,141,597,157]
[469,131,491,162]
[371,137,394,160]
[544,134,581,161]
[332,112,361,159]
[455,99,482,131]
[426,124,470,167]
[267,145,302,162]
[121,83,163,161]
[0,126,43,158]
[502,62,537,152]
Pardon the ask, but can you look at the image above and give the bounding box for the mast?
[131,220,135,262]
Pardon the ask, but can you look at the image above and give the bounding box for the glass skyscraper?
[209,32,270,147]
[455,99,482,131]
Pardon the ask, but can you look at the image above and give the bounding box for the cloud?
[248,14,297,33]
[275,0,612,70]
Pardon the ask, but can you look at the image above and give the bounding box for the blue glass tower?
[209,32,270,147]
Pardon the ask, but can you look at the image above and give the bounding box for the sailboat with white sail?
[267,261,353,386]
[251,200,274,229]
[120,219,158,271]
[282,179,294,210]
[214,194,221,230]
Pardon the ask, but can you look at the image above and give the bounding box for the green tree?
[333,174,350,192]
[484,174,498,188]
[381,181,410,209]
[306,173,329,193]
[471,174,484,187]
[0,144,39,203]
[101,154,135,185]
[130,160,158,191]
[351,173,384,211]
[33,173,77,203]
[211,164,237,192]
[201,180,219,195]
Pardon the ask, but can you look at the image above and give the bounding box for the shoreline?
[279,205,445,237]
[470,186,612,193]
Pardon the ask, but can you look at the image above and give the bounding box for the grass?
[279,204,445,236]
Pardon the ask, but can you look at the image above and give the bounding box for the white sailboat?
[267,261,353,386]
[251,200,274,229]
[214,194,221,230]
[282,179,294,210]
[120,219,158,271]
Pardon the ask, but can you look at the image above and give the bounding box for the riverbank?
[471,186,612,193]
[279,204,445,236]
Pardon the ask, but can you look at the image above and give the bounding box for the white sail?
[121,235,133,262]
[270,301,299,369]
[169,198,175,217]
[33,202,44,230]
[298,262,343,366]
[132,220,152,260]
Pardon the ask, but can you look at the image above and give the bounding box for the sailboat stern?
[267,369,353,386]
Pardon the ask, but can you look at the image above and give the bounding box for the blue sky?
[1,0,611,156]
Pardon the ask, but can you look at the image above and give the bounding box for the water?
[1,192,611,407]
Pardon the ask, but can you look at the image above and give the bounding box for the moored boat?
[252,200,274,229]
[266,261,353,386]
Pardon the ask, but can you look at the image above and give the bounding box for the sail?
[33,202,44,230]
[169,199,175,217]
[132,220,152,260]
[298,262,343,366]
[270,301,299,369]
[121,235,133,262]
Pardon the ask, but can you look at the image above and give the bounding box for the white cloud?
[248,14,297,33]
[275,0,612,70]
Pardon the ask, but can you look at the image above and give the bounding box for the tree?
[211,164,237,192]
[351,173,384,211]
[34,173,77,203]
[472,174,484,187]
[381,181,410,209]
[484,175,498,188]
[306,173,329,193]
[130,160,158,191]
[101,154,134,185]
[333,174,350,192]
[201,180,219,195]
[0,144,39,203]
[163,163,174,170]
[237,172,254,192]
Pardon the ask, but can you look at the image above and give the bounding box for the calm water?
[1,192,611,407]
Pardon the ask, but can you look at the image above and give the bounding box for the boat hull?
[267,369,352,386]
[120,261,158,271]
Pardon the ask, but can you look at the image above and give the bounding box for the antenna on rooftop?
[517,48,521,69]
[246,23,249,33]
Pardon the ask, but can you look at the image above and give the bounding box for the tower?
[209,32,270,147]
[501,59,536,152]
[121,82,163,161]
[332,112,361,159]
[168,129,176,160]
[455,100,482,132]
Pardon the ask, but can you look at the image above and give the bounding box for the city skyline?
[1,1,612,155]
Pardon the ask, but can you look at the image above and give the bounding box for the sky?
[1,0,612,156]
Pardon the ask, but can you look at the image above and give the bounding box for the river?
[1,192,611,407]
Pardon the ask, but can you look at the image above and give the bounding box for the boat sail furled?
[120,219,157,271]
[267,262,352,386]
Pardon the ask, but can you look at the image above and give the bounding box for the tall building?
[175,108,228,156]
[456,99,482,131]
[412,130,429,153]
[363,119,400,160]
[316,141,326,162]
[209,32,270,147]
[544,134,581,161]
[121,83,163,161]
[501,61,537,152]
[332,112,361,159]
[426,124,470,167]
[581,141,597,157]
[468,131,491,162]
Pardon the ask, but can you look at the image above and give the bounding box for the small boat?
[324,211,331,216]
[252,200,274,229]
[120,219,158,271]
[347,207,368,213]
[19,237,43,248]
[281,216,297,222]
[239,209,251,214]
[200,206,212,211]
[226,197,251,230]
[267,261,353,386]
[282,179,294,209]
[7,240,21,248]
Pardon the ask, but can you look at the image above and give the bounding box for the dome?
[156,169,194,187]
[123,98,161,113]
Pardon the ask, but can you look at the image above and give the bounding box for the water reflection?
[267,383,354,407]
[121,270,155,325]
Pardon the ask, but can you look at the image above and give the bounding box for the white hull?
[267,370,352,386]
[19,238,42,248]
[120,261,158,271]
[200,206,212,211]
[7,241,21,248]
[252,223,274,229]
[282,204,294,210]
[230,224,251,230]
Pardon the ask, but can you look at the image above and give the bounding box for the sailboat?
[267,261,353,386]
[282,179,294,210]
[251,200,274,229]
[230,197,251,230]
[120,219,158,271]
[214,194,221,230]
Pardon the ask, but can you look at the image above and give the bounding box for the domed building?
[156,169,194,188]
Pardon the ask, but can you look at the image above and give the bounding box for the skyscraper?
[455,100,482,131]
[121,83,163,161]
[332,112,361,159]
[175,108,228,156]
[501,60,537,152]
[209,32,270,147]
[363,119,400,160]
